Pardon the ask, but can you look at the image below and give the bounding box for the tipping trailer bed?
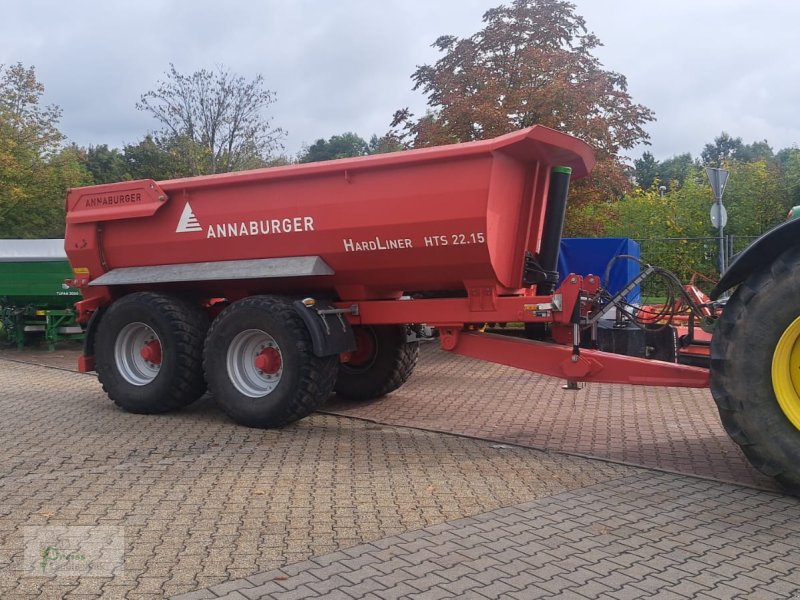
[66,127,594,299]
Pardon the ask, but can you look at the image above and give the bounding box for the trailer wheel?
[334,325,419,401]
[204,296,338,428]
[711,245,800,495]
[95,292,208,414]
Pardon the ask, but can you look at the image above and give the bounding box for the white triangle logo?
[176,202,203,233]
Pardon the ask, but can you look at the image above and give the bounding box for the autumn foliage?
[392,0,654,217]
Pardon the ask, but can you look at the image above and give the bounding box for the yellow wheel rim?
[772,315,800,431]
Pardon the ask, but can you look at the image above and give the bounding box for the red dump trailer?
[64,125,800,495]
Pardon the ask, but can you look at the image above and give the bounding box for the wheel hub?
[227,329,284,398]
[772,315,800,431]
[114,322,161,386]
[140,340,162,365]
[255,347,281,374]
[348,327,377,367]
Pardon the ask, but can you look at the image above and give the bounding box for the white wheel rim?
[114,322,161,386]
[227,329,283,398]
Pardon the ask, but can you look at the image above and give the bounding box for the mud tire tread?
[95,292,208,414]
[334,325,419,401]
[203,295,338,428]
[710,245,800,494]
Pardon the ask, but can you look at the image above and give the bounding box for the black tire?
[334,325,419,401]
[711,245,800,495]
[95,292,208,414]
[203,295,338,428]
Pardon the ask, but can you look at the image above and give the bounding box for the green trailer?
[0,239,84,350]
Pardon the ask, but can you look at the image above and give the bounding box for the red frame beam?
[441,330,710,388]
[341,276,593,327]
[345,295,560,326]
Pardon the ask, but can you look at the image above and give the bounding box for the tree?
[85,144,131,184]
[122,135,186,181]
[777,147,800,207]
[633,151,659,190]
[0,62,63,155]
[391,0,654,213]
[0,63,88,238]
[368,133,405,155]
[137,64,285,176]
[701,132,743,166]
[739,139,773,163]
[298,132,369,163]
[604,158,790,285]
[702,133,775,167]
[658,153,696,189]
[722,160,786,237]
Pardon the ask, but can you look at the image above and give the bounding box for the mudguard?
[79,305,107,370]
[293,300,357,357]
[710,219,800,299]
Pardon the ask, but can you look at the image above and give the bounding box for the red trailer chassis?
[337,276,708,387]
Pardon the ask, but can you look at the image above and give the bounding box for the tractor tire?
[334,325,419,401]
[710,245,800,495]
[95,292,208,414]
[203,295,338,428]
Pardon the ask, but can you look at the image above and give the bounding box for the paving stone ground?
[174,473,800,600]
[1,343,798,600]
[323,342,776,491]
[0,342,775,490]
[0,359,633,599]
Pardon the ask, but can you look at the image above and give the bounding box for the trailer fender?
[711,219,800,299]
[79,305,107,371]
[292,300,357,357]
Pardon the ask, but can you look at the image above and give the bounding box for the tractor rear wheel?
[334,325,419,401]
[203,295,338,428]
[710,245,800,495]
[95,292,208,414]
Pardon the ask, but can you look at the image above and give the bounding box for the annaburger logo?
[84,192,142,208]
[175,201,315,238]
[176,203,203,233]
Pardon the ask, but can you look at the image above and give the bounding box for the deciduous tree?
[137,64,285,175]
[701,132,743,167]
[658,153,696,189]
[85,144,131,184]
[391,0,654,215]
[0,63,88,238]
[298,132,369,163]
[122,135,186,181]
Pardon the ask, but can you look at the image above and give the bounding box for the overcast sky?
[2,0,799,162]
